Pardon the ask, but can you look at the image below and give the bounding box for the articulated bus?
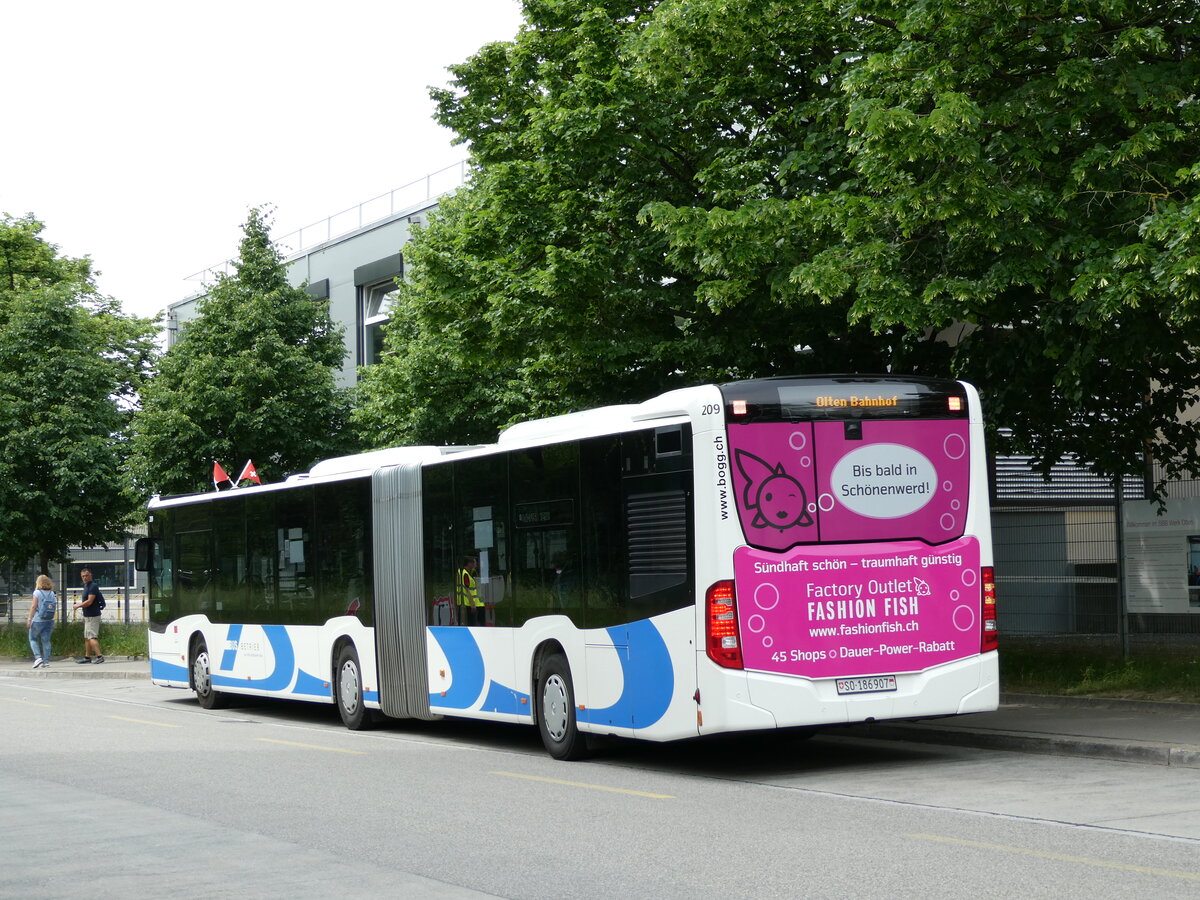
[136,375,998,758]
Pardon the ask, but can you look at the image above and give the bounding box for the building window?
[354,252,404,369]
[361,280,397,366]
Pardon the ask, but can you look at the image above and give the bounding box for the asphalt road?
[3,673,1199,899]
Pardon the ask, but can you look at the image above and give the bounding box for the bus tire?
[335,644,371,731]
[537,653,588,760]
[192,639,227,710]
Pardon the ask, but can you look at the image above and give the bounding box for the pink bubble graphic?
[943,433,967,460]
[953,604,976,632]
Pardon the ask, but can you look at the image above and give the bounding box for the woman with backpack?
[26,574,57,669]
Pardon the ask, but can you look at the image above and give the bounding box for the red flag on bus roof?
[238,460,262,486]
[212,461,233,491]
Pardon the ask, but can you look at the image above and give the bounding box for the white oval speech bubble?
[829,444,936,519]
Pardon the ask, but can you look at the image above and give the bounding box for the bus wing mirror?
[134,537,154,572]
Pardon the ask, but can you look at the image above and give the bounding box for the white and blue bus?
[136,375,998,758]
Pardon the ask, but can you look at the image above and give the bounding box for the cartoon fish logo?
[735,449,814,532]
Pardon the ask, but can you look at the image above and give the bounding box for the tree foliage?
[130,208,354,496]
[644,0,1200,488]
[359,0,1200,492]
[0,214,157,572]
[357,0,885,446]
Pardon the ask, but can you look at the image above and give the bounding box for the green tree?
[360,0,1200,493]
[641,0,1200,489]
[0,214,157,573]
[130,208,353,495]
[355,0,887,446]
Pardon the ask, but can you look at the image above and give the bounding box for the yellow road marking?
[492,771,673,799]
[257,737,365,755]
[108,715,181,728]
[909,833,1200,882]
[2,697,52,708]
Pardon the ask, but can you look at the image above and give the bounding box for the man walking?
[73,568,104,664]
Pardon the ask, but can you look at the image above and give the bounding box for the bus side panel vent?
[627,489,688,600]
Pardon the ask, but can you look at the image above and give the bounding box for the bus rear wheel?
[335,644,371,730]
[192,640,227,710]
[537,653,588,760]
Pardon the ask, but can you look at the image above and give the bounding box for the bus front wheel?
[192,640,227,710]
[537,653,588,760]
[335,644,371,730]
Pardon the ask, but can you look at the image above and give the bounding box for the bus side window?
[453,455,509,627]
[621,426,694,618]
[581,435,624,628]
[422,464,456,626]
[510,443,580,626]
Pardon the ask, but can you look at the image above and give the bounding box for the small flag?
[238,459,261,485]
[212,461,233,491]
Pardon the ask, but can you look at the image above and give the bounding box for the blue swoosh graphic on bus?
[220,623,243,671]
[212,624,296,691]
[292,668,330,697]
[151,658,188,682]
[481,681,530,717]
[578,619,673,729]
[429,627,485,709]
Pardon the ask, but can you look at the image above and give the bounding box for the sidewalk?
[0,655,148,681]
[4,656,1199,767]
[839,693,1200,768]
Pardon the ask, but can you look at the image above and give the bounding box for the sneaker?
[93,656,105,665]
[32,658,42,669]
[75,657,92,664]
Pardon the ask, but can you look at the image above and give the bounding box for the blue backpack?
[35,590,57,621]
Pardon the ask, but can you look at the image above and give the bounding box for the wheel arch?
[530,639,568,726]
[187,629,208,691]
[330,633,358,701]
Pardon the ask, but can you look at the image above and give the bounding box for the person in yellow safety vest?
[456,556,484,626]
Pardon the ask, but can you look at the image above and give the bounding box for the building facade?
[166,200,434,386]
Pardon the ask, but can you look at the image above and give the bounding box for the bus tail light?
[706,580,743,669]
[981,566,998,653]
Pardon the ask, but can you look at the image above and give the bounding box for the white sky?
[2,0,525,320]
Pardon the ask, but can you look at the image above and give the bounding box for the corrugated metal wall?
[992,453,1200,649]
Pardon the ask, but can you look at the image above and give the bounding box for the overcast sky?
[3,0,524,320]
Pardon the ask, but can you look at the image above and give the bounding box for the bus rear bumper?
[702,652,999,733]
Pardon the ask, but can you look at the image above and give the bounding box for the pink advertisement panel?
[728,422,819,551]
[727,419,971,549]
[812,419,971,543]
[733,537,981,678]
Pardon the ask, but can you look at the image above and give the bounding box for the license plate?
[836,675,897,695]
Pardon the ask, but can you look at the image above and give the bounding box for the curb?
[840,724,1195,772]
[837,719,1200,769]
[0,657,147,681]
[1000,692,1200,715]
